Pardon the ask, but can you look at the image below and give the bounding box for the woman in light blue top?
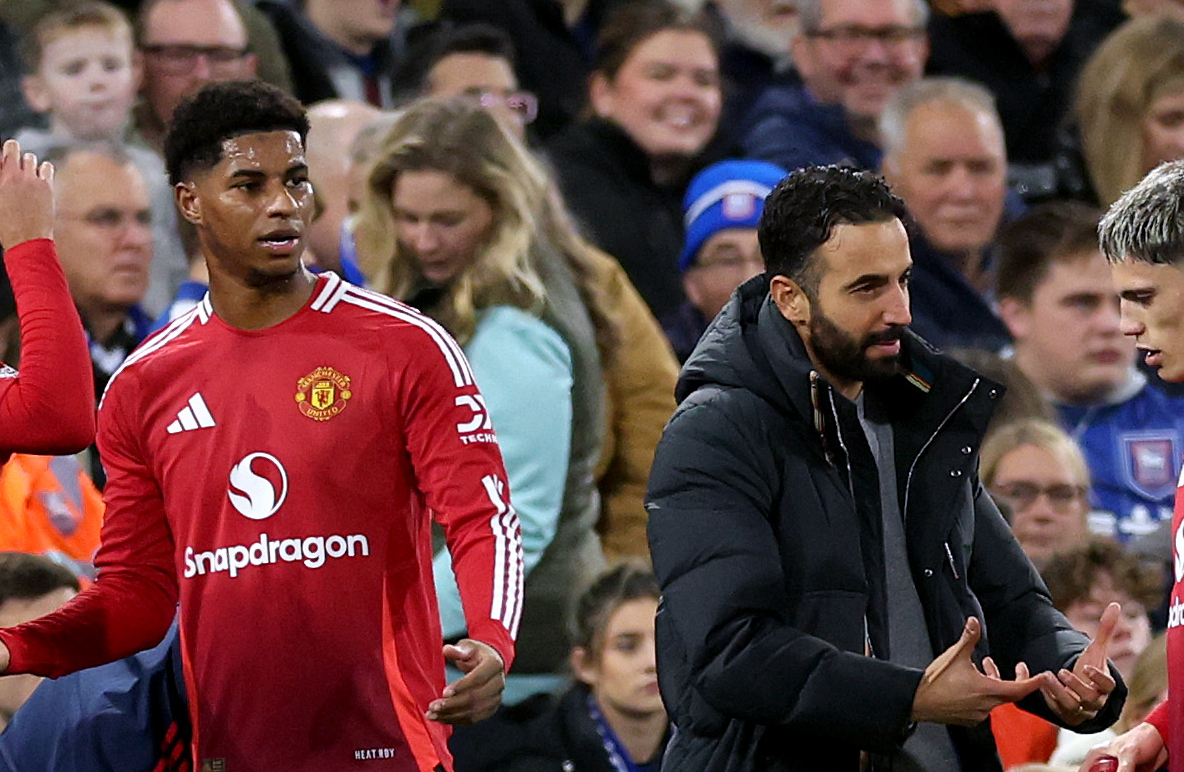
[355,99,614,702]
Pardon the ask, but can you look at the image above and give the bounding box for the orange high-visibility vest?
[0,454,102,573]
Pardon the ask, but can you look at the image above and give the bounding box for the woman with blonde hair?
[1075,14,1184,206]
[355,97,616,704]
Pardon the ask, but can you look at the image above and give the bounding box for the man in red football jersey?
[1081,160,1184,772]
[0,81,522,771]
[0,139,94,457]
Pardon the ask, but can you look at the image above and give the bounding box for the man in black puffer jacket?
[646,165,1127,772]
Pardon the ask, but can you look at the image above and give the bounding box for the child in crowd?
[14,1,188,318]
[17,1,138,147]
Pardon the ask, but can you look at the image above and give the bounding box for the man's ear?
[770,273,811,327]
[175,182,202,225]
[997,296,1031,340]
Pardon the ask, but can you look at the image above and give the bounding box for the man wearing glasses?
[740,0,928,173]
[134,0,257,152]
[417,24,539,142]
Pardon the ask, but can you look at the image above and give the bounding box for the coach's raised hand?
[0,140,54,249]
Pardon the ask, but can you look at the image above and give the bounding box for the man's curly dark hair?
[164,79,309,186]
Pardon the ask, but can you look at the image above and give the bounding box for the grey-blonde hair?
[879,76,1000,162]
[1099,159,1184,266]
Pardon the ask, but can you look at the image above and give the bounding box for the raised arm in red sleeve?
[0,365,176,677]
[0,239,95,454]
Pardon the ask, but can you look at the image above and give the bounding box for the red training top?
[0,273,522,771]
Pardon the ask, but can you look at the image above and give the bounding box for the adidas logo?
[167,393,216,434]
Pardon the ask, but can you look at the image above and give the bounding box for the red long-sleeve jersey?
[0,238,94,455]
[1147,462,1183,770]
[0,273,522,771]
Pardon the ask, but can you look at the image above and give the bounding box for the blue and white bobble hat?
[678,159,789,272]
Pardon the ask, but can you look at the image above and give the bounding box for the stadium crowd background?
[0,0,1180,769]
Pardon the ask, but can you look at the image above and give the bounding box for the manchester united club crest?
[295,366,352,421]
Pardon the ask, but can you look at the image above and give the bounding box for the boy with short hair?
[18,2,139,147]
[16,2,193,319]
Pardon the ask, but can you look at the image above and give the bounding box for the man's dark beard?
[808,306,905,385]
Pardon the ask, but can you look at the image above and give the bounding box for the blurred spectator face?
[305,0,398,56]
[22,24,139,141]
[306,101,382,270]
[882,100,1006,256]
[425,53,536,141]
[993,0,1074,64]
[572,597,664,720]
[139,0,256,127]
[716,0,800,58]
[1062,571,1152,680]
[1142,84,1184,172]
[0,585,78,724]
[590,30,722,162]
[988,443,1090,569]
[685,229,764,319]
[55,151,153,319]
[792,0,927,127]
[391,170,493,286]
[1001,250,1131,404]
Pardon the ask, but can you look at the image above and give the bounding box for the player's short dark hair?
[164,79,309,185]
[995,201,1103,304]
[0,552,80,609]
[570,561,659,656]
[758,165,911,296]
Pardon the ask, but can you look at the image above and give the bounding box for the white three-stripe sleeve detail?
[342,287,476,385]
[338,292,472,388]
[309,271,341,310]
[506,510,524,638]
[100,308,201,409]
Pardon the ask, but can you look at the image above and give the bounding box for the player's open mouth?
[1142,348,1163,367]
[258,230,300,252]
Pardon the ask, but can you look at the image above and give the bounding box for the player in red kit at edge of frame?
[1081,160,1184,772]
[0,81,523,771]
[0,139,94,457]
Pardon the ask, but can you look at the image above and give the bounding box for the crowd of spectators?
[0,0,1180,769]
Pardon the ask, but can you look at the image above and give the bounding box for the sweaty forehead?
[217,131,306,171]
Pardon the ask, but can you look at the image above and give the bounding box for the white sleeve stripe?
[482,474,523,637]
[309,271,341,310]
[341,287,476,385]
[339,292,472,388]
[483,474,509,624]
[505,509,523,638]
[99,308,201,409]
[489,511,508,628]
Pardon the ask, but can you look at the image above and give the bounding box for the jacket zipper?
[900,377,980,522]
